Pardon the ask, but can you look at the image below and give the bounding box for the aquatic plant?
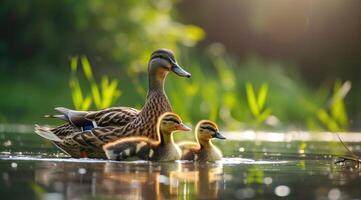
[69,56,121,110]
[245,82,272,126]
[316,80,351,132]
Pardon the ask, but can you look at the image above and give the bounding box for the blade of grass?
[70,56,78,73]
[81,56,94,81]
[257,83,268,110]
[246,82,260,117]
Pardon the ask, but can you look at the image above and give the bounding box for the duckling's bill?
[175,123,192,131]
[213,131,226,139]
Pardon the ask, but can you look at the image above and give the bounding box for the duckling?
[179,120,226,162]
[103,112,191,161]
[35,49,192,158]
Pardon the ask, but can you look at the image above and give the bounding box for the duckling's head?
[158,112,192,134]
[195,120,226,142]
[149,49,191,78]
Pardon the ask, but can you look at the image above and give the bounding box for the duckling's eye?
[199,128,206,133]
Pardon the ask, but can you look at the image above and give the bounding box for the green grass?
[69,56,121,110]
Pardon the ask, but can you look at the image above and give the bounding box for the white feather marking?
[124,149,130,156]
[92,121,98,128]
[148,149,154,158]
[136,143,144,152]
[105,150,116,160]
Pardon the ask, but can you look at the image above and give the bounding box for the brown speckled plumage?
[35,49,191,158]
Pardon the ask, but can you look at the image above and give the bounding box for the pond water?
[1,130,361,200]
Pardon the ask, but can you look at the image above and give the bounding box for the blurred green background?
[1,0,360,131]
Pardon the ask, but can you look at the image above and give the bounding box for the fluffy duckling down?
[103,112,191,162]
[178,120,226,162]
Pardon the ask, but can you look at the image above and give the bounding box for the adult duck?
[35,49,191,158]
[103,112,191,161]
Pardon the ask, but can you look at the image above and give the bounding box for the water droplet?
[78,168,86,174]
[263,177,273,185]
[275,185,291,197]
[11,162,17,168]
[328,188,341,200]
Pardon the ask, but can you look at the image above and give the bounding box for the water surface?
[1,131,361,200]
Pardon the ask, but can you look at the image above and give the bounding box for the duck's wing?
[34,123,80,142]
[36,120,148,159]
[178,142,200,160]
[103,137,157,161]
[85,107,139,126]
[58,126,143,157]
[51,127,113,158]
[45,107,91,127]
[34,124,63,142]
[34,123,90,157]
[44,106,139,131]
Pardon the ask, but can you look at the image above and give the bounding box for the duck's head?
[158,112,192,134]
[149,49,191,78]
[196,120,226,142]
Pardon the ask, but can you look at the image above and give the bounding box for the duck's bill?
[213,132,226,139]
[176,123,192,132]
[171,63,191,78]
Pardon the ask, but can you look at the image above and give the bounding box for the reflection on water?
[1,157,226,200]
[1,155,361,200]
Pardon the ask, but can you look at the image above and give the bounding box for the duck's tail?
[54,107,71,115]
[43,107,70,122]
[34,124,63,142]
[44,114,67,121]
